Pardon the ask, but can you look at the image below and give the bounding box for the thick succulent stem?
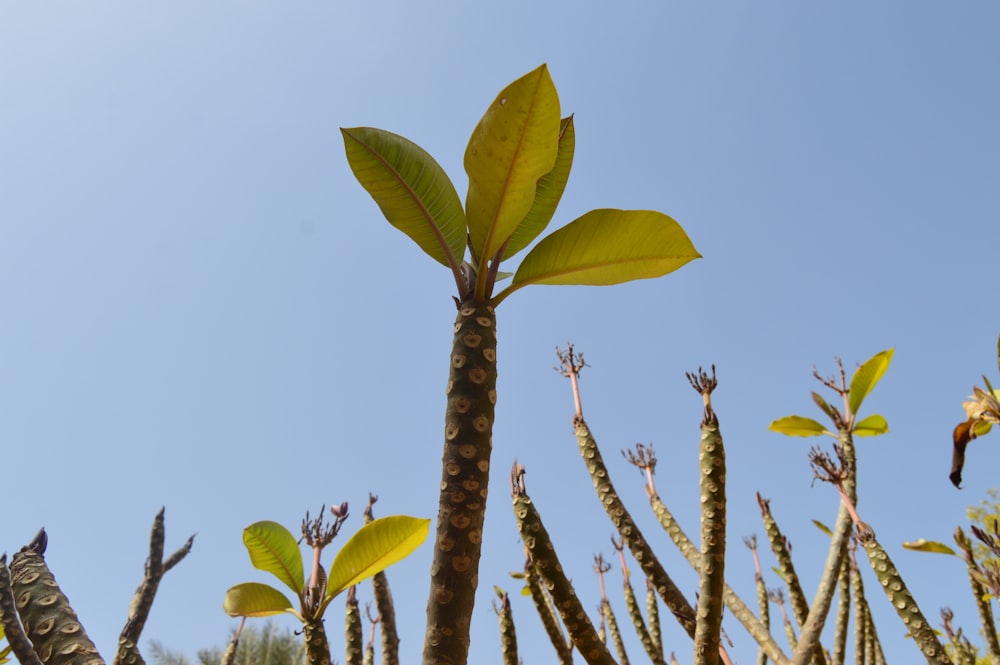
[114,639,144,665]
[495,589,519,665]
[602,601,631,665]
[691,368,725,665]
[302,618,333,665]
[119,508,194,662]
[648,496,788,664]
[9,531,104,665]
[758,496,827,665]
[511,465,617,665]
[858,532,951,664]
[363,497,400,665]
[0,554,43,665]
[646,579,663,661]
[523,558,572,665]
[955,528,1000,663]
[831,558,850,665]
[792,428,856,665]
[345,587,363,665]
[423,301,497,665]
[574,419,697,638]
[757,498,809,630]
[623,578,663,665]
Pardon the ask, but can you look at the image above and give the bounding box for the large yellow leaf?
[768,415,829,437]
[243,521,304,595]
[465,65,560,283]
[325,515,429,600]
[223,582,296,618]
[502,115,576,261]
[848,349,894,417]
[494,209,699,303]
[342,127,466,268]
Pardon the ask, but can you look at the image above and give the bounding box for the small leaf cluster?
[769,349,894,439]
[342,64,700,306]
[223,514,429,621]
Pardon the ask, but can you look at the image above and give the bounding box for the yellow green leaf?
[326,515,430,599]
[495,209,699,304]
[812,520,833,537]
[465,65,560,282]
[502,116,576,261]
[852,414,889,437]
[811,391,839,423]
[901,539,956,556]
[768,415,829,437]
[243,521,304,594]
[848,348,894,417]
[223,582,296,618]
[342,127,466,269]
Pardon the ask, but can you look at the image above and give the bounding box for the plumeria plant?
[223,504,428,665]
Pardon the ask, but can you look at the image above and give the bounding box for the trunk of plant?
[302,618,332,665]
[422,301,497,665]
[9,545,104,665]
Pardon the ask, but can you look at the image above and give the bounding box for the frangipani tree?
[224,508,429,665]
[342,64,700,665]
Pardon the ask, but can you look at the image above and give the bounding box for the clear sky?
[2,3,999,664]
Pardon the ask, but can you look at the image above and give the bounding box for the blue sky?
[2,3,999,663]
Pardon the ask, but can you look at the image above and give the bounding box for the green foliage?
[343,64,699,305]
[502,116,575,261]
[341,127,467,268]
[243,521,305,595]
[464,65,561,275]
[768,415,829,437]
[770,350,892,441]
[901,539,957,556]
[848,348,894,418]
[495,208,700,304]
[225,515,428,621]
[327,515,429,598]
[223,582,295,618]
[852,414,890,437]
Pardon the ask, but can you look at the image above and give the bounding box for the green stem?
[693,377,725,665]
[423,301,497,665]
[850,561,865,665]
[646,579,663,662]
[345,587,363,665]
[511,468,617,665]
[495,589,519,665]
[119,508,194,659]
[603,601,631,665]
[623,578,663,665]
[758,496,828,665]
[302,618,333,665]
[648,494,788,664]
[757,496,810,630]
[792,428,856,665]
[363,498,400,665]
[574,418,697,638]
[955,528,1000,663]
[858,532,951,664]
[523,558,572,665]
[9,531,105,665]
[831,558,850,665]
[0,554,43,665]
